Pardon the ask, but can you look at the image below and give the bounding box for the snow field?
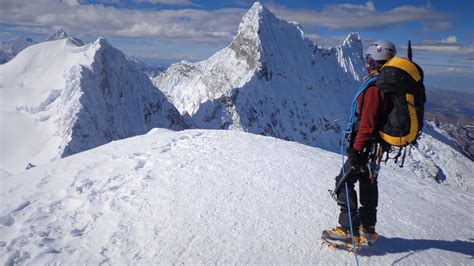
[1,129,472,264]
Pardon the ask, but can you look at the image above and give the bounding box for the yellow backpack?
[376,57,426,147]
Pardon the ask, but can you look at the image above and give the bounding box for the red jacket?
[352,85,389,152]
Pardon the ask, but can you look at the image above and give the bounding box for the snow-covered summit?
[228,1,277,70]
[0,37,186,174]
[47,29,68,41]
[343,32,362,46]
[46,29,84,46]
[0,129,472,264]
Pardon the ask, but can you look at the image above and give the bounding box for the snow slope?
[0,38,186,173]
[0,129,472,264]
[0,30,79,64]
[403,122,474,191]
[153,2,365,151]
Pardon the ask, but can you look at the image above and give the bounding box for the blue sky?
[1,0,473,91]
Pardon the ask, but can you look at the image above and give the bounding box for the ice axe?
[407,39,413,61]
[328,166,356,204]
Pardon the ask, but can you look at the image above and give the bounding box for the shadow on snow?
[360,236,474,261]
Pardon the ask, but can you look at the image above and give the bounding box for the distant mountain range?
[425,89,474,160]
[0,29,72,64]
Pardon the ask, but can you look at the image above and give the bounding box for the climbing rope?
[339,78,377,265]
[340,132,360,266]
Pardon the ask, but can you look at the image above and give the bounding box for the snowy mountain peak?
[343,32,362,47]
[153,3,366,146]
[238,1,275,32]
[47,29,68,41]
[0,37,185,173]
[250,1,263,10]
[228,2,317,78]
[228,2,274,70]
[91,37,111,51]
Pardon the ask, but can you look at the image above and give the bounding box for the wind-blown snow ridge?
[0,129,472,264]
[0,38,186,173]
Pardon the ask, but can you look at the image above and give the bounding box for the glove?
[347,147,362,169]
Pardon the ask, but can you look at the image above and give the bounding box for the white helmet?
[366,40,397,61]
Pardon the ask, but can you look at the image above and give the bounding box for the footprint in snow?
[76,180,94,194]
[0,214,15,227]
[70,228,86,237]
[135,159,146,170]
[38,237,55,247]
[193,132,204,137]
[12,201,31,212]
[159,144,172,153]
[5,250,31,266]
[132,152,151,158]
[36,176,50,189]
[0,202,30,227]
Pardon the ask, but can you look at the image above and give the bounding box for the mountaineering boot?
[359,225,379,245]
[321,227,364,250]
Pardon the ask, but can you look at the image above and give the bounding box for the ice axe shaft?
[329,166,356,203]
[408,39,413,61]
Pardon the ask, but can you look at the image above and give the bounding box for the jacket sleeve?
[353,86,385,152]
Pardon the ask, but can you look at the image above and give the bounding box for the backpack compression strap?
[378,93,419,146]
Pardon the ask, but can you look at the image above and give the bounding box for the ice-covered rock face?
[0,37,186,173]
[228,2,269,70]
[154,2,366,151]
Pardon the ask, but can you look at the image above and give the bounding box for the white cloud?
[133,0,194,6]
[0,0,246,45]
[0,0,459,54]
[447,67,463,73]
[441,36,457,43]
[412,44,474,55]
[411,36,474,56]
[266,1,452,30]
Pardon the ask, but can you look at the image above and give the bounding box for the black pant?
[336,161,378,232]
